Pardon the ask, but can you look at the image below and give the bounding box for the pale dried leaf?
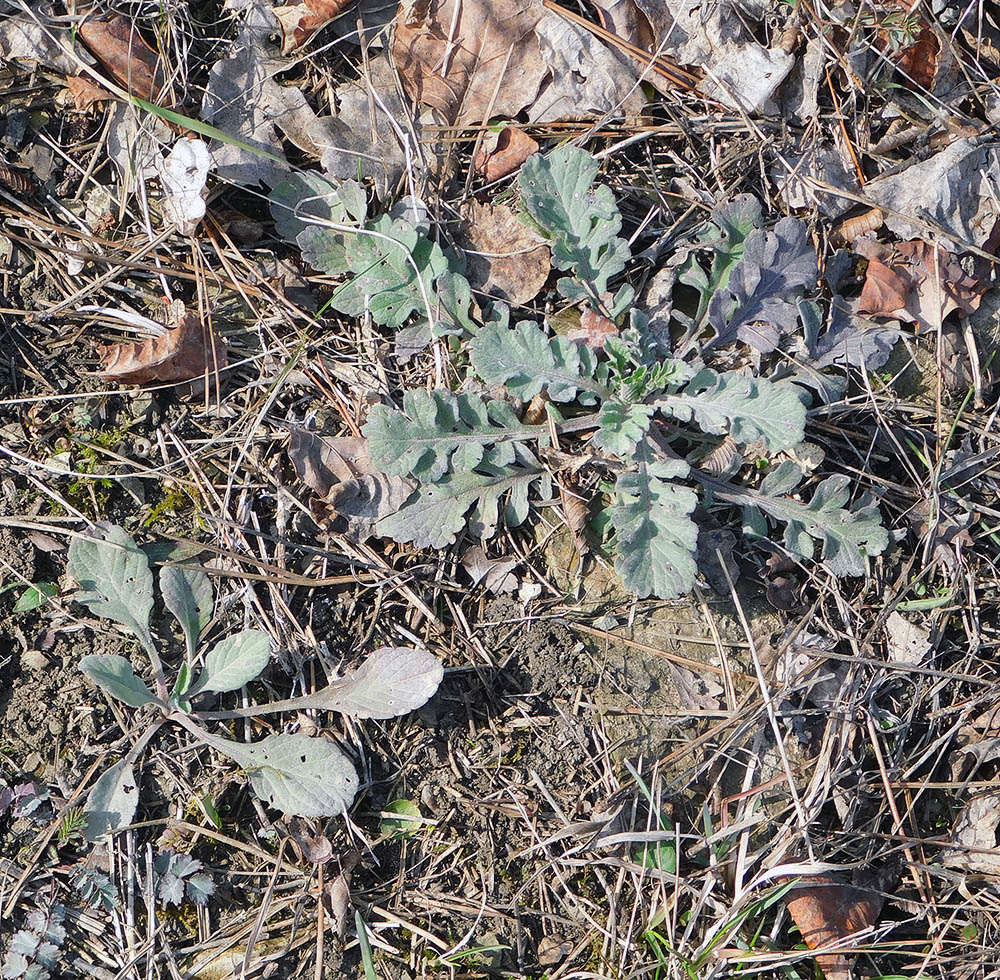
[0,8,94,75]
[459,201,550,306]
[158,138,212,236]
[393,0,546,127]
[942,794,1000,873]
[462,546,519,593]
[884,611,932,664]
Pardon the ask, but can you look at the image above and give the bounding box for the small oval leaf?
[83,759,139,842]
[193,629,270,694]
[160,565,213,658]
[80,654,156,708]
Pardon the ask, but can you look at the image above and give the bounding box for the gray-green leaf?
[214,733,358,818]
[191,629,270,695]
[610,447,699,599]
[269,173,364,243]
[658,369,806,452]
[80,654,156,708]
[320,647,443,718]
[68,526,155,654]
[519,145,630,306]
[160,565,213,659]
[469,318,602,403]
[376,463,551,549]
[592,400,654,455]
[364,389,544,483]
[83,760,138,842]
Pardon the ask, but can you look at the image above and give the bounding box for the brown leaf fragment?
[274,0,354,56]
[895,26,940,91]
[857,239,989,332]
[474,127,540,182]
[65,75,112,112]
[942,794,1000,874]
[566,308,618,349]
[97,306,227,385]
[459,201,550,306]
[557,475,590,558]
[79,15,170,103]
[393,0,546,126]
[286,430,414,543]
[462,545,519,593]
[785,875,884,980]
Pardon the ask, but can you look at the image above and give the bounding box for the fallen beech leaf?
[474,127,540,182]
[79,14,169,102]
[97,303,227,384]
[393,0,546,126]
[158,138,212,236]
[566,308,618,349]
[274,0,353,55]
[458,201,550,305]
[858,239,989,332]
[65,75,111,112]
[785,875,884,980]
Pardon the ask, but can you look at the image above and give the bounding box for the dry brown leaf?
[393,0,546,126]
[274,0,354,55]
[785,875,884,980]
[857,239,989,332]
[473,127,540,182]
[286,430,414,543]
[64,75,112,112]
[942,794,1000,874]
[462,546,519,593]
[895,26,940,90]
[79,14,169,102]
[566,308,618,349]
[97,305,227,384]
[459,201,550,306]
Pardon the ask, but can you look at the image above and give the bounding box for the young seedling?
[66,525,444,840]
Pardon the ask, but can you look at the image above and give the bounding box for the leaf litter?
[5,0,1000,974]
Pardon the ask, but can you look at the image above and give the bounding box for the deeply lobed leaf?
[610,446,699,599]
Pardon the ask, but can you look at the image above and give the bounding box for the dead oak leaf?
[858,239,988,332]
[97,307,227,384]
[64,75,112,112]
[566,308,618,349]
[473,126,539,182]
[785,875,884,980]
[393,0,546,126]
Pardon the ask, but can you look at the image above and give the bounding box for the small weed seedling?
[66,525,444,840]
[269,146,889,599]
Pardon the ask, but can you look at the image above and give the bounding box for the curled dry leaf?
[65,75,112,112]
[79,14,170,102]
[459,201,550,306]
[857,239,989,332]
[462,545,519,593]
[784,875,884,980]
[97,303,227,385]
[287,430,414,543]
[274,0,353,55]
[474,127,540,182]
[158,138,212,236]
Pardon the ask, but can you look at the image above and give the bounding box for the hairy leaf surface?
[610,447,699,599]
[68,526,155,654]
[80,654,156,708]
[322,647,444,719]
[658,369,806,451]
[707,217,817,352]
[160,565,213,659]
[365,389,544,482]
[376,461,551,549]
[83,760,138,842]
[191,629,270,695]
[519,145,630,306]
[470,318,602,402]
